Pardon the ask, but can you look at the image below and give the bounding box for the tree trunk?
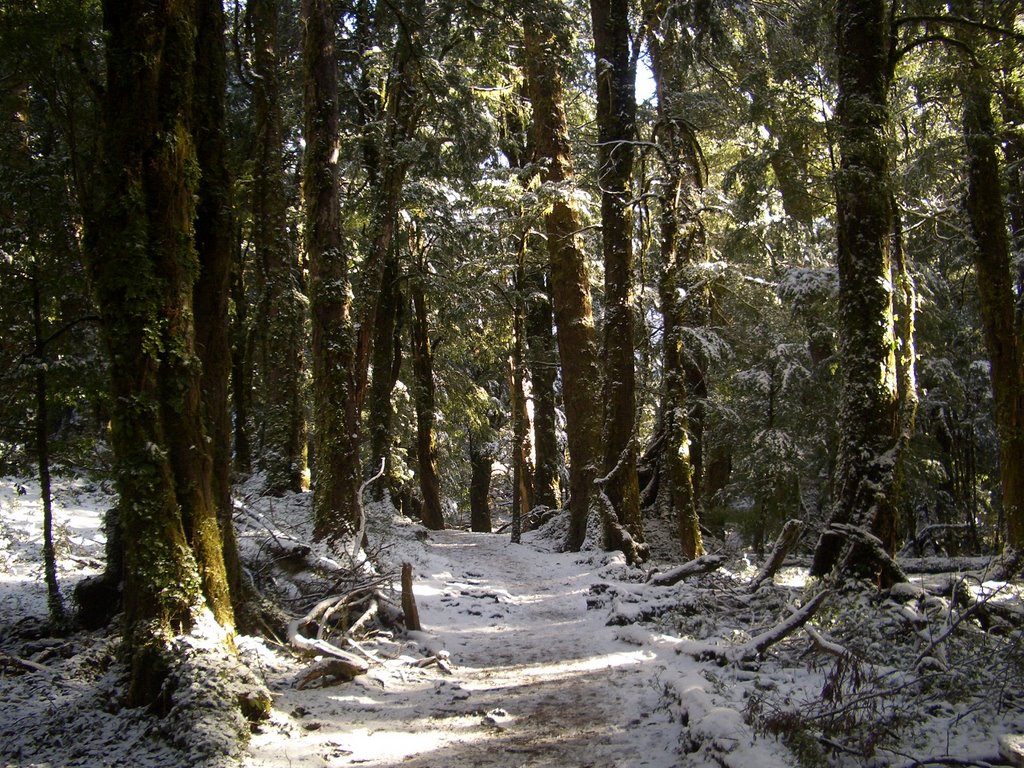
[90,0,235,706]
[303,0,361,542]
[469,437,494,534]
[410,279,445,530]
[193,0,247,621]
[591,0,644,559]
[811,0,903,583]
[368,253,404,504]
[230,234,253,473]
[959,62,1024,558]
[524,2,603,552]
[648,5,703,561]
[31,267,65,626]
[524,265,561,510]
[353,7,421,409]
[250,0,307,496]
[511,255,533,542]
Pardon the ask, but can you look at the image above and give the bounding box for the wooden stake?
[401,562,421,631]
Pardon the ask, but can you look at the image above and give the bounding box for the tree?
[409,246,445,531]
[87,0,235,705]
[811,0,905,582]
[303,0,361,542]
[591,0,645,559]
[646,1,705,560]
[194,0,249,621]
[955,25,1024,569]
[523,1,604,552]
[249,0,308,496]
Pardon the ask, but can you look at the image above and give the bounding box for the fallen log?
[296,657,367,689]
[749,519,804,592]
[648,554,726,586]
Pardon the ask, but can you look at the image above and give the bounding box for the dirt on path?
[243,528,680,768]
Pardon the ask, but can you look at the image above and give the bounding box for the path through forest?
[243,526,683,767]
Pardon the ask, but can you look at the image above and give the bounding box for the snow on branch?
[648,554,727,586]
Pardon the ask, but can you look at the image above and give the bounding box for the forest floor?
[2,473,1023,767]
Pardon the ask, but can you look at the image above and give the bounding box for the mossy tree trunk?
[90,0,235,706]
[959,60,1024,562]
[811,0,904,583]
[193,0,246,617]
[250,0,307,496]
[591,0,644,560]
[648,7,704,561]
[303,0,361,541]
[524,1,604,552]
[353,4,421,410]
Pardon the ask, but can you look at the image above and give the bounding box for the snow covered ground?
[2,474,1023,767]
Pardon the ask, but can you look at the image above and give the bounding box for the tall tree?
[957,40,1024,569]
[591,0,645,559]
[303,0,361,541]
[811,0,904,582]
[89,0,235,704]
[647,2,704,560]
[523,1,604,552]
[249,0,307,496]
[524,265,562,511]
[409,261,445,531]
[193,0,247,616]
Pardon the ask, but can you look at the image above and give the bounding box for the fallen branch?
[893,755,1007,768]
[648,554,726,586]
[287,623,370,675]
[804,624,851,659]
[0,651,53,676]
[410,650,452,674]
[351,459,387,561]
[348,599,380,638]
[296,657,368,689]
[749,519,804,592]
[679,593,831,663]
[729,589,830,662]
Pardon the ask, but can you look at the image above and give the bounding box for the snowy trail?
[243,528,681,768]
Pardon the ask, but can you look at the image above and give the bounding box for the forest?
[1,0,1023,765]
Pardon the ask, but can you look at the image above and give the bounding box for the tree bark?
[90,0,235,706]
[31,267,65,625]
[811,0,904,583]
[648,5,704,561]
[524,265,561,510]
[368,253,404,504]
[959,62,1024,557]
[469,436,494,534]
[511,255,533,542]
[193,0,246,619]
[591,0,644,559]
[230,235,253,473]
[303,0,361,541]
[410,278,444,530]
[524,2,603,552]
[353,6,421,409]
[250,0,307,496]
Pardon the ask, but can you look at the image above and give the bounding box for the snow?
[2,474,1023,767]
